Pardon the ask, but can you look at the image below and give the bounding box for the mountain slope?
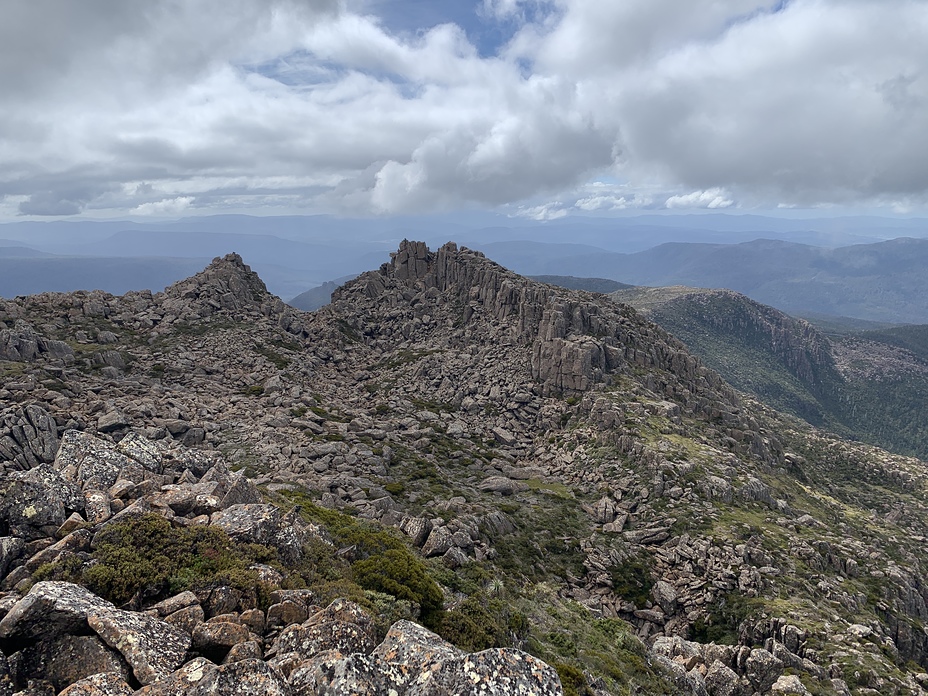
[1,245,928,694]
[612,285,928,460]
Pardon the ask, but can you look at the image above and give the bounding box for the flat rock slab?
[0,581,114,643]
[88,607,192,686]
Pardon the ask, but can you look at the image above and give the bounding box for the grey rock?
[372,619,463,673]
[420,526,454,558]
[97,412,129,434]
[478,476,528,496]
[191,621,252,661]
[408,648,565,696]
[271,619,374,661]
[744,648,783,693]
[150,592,200,618]
[114,432,163,473]
[704,660,741,696]
[57,672,135,696]
[15,634,131,693]
[399,516,433,547]
[162,604,205,636]
[0,581,113,642]
[88,608,192,686]
[54,431,135,491]
[0,537,25,580]
[210,504,312,565]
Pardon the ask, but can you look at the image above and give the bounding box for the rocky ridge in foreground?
[1,243,928,694]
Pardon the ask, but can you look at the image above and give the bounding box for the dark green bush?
[554,663,591,696]
[36,514,276,606]
[352,548,443,617]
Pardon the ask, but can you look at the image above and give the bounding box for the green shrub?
[352,548,443,617]
[36,514,276,606]
[554,663,590,696]
[609,555,654,607]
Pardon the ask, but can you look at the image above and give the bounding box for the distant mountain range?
[3,213,928,322]
[482,236,928,323]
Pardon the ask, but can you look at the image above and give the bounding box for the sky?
[2,0,928,222]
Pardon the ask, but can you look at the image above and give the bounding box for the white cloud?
[131,196,195,216]
[2,0,928,218]
[516,202,568,221]
[665,188,734,210]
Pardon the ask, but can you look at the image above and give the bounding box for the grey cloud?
[2,0,928,218]
[19,191,90,216]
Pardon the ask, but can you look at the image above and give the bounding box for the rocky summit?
[1,242,928,695]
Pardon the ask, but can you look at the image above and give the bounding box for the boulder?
[13,634,131,692]
[0,582,113,643]
[57,672,135,696]
[87,608,192,686]
[407,648,564,695]
[744,648,783,693]
[704,660,741,696]
[210,504,312,564]
[478,476,528,496]
[54,431,135,491]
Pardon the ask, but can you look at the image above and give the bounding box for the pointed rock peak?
[164,252,271,310]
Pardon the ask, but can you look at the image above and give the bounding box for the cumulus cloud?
[666,189,734,210]
[1,0,927,218]
[132,196,195,216]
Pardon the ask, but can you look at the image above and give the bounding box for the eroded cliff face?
[0,243,927,695]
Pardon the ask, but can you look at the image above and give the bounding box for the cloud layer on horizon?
[2,0,927,218]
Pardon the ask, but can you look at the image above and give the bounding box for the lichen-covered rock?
[135,657,216,696]
[56,672,135,696]
[744,648,783,693]
[12,634,131,692]
[420,526,454,558]
[87,608,192,686]
[191,621,252,661]
[0,474,72,538]
[114,432,163,474]
[0,582,113,643]
[771,674,811,695]
[306,598,373,634]
[0,538,24,580]
[54,431,135,491]
[265,601,306,631]
[150,592,199,618]
[399,516,432,547]
[209,504,310,564]
[407,648,564,696]
[163,604,205,636]
[704,660,741,696]
[477,476,528,496]
[273,619,375,661]
[289,652,407,696]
